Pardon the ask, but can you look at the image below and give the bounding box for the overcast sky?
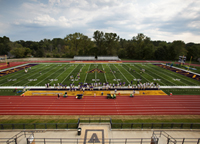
[0,0,200,43]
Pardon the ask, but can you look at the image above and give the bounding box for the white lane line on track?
[0,109,200,112]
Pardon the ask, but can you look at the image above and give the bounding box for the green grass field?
[0,63,200,87]
[0,62,200,128]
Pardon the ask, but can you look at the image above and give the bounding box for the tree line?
[0,31,200,61]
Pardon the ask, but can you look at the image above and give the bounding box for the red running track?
[0,95,200,115]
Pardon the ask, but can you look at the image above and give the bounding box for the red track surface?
[0,95,200,115]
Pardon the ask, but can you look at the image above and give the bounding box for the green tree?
[171,40,187,60]
[10,43,25,58]
[186,45,200,61]
[24,48,32,57]
[79,36,94,56]
[0,36,11,55]
[64,33,85,56]
[93,30,105,55]
[118,38,128,58]
[36,48,45,57]
[154,42,168,60]
[131,33,152,59]
[104,32,119,55]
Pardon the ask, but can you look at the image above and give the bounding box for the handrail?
[151,132,159,144]
[1,122,200,130]
[111,122,200,129]
[0,138,10,143]
[27,137,158,144]
[152,131,158,139]
[111,122,200,124]
[1,122,79,129]
[79,117,111,123]
[175,138,200,144]
[6,131,34,144]
[160,131,177,144]
[6,131,23,144]
[153,130,200,144]
[153,130,177,144]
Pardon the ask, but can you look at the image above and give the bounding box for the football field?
[0,63,200,87]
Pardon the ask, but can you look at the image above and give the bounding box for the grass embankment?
[0,117,200,129]
[1,117,200,124]
[0,89,22,96]
[162,88,200,95]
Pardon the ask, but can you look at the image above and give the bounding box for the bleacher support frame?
[73,56,121,61]
[97,56,121,61]
[73,56,96,61]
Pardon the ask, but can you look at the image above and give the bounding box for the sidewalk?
[0,123,200,144]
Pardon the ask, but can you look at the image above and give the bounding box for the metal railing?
[78,117,111,123]
[5,131,34,144]
[0,123,79,130]
[0,138,15,144]
[1,118,200,130]
[153,130,200,144]
[27,137,158,144]
[153,131,176,144]
[175,138,200,144]
[151,131,159,144]
[110,122,200,129]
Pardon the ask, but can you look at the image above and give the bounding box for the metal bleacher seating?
[97,56,121,61]
[73,56,96,61]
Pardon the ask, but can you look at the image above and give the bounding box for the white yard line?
[129,64,165,85]
[35,65,65,86]
[72,64,84,84]
[23,65,57,86]
[7,65,49,86]
[61,64,79,84]
[113,64,131,84]
[121,64,136,79]
[50,64,69,84]
[144,64,177,85]
[95,65,97,82]
[0,64,43,83]
[84,64,91,84]
[130,65,152,83]
[148,65,188,85]
[102,64,107,83]
[0,64,49,86]
[107,64,118,84]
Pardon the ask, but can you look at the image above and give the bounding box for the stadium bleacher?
[73,56,121,61]
[97,56,121,61]
[73,56,96,61]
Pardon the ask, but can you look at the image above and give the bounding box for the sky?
[0,0,200,43]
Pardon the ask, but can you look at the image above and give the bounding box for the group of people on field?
[44,81,160,91]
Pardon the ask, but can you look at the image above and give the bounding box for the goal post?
[0,55,9,69]
[178,55,186,65]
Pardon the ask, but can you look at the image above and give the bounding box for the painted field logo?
[84,129,104,144]
[87,68,105,73]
